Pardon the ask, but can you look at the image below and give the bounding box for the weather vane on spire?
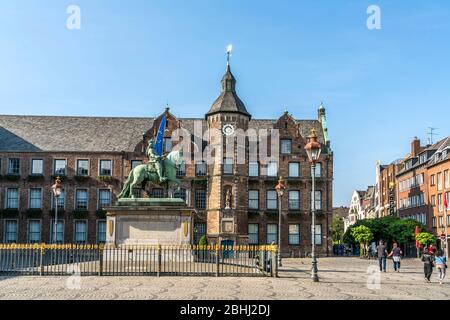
[226,44,233,66]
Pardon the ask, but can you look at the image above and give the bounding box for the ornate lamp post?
[275,176,286,267]
[304,128,322,282]
[51,177,62,244]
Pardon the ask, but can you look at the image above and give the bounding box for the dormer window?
[435,152,441,162]
[419,153,428,164]
[405,160,413,170]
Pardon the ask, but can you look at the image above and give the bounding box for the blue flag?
[155,116,166,156]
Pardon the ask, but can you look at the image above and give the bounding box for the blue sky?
[0,0,449,206]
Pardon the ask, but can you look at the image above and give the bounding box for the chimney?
[411,137,421,157]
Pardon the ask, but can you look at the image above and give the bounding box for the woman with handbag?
[388,242,402,272]
[435,249,447,285]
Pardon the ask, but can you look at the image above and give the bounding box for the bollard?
[215,245,220,277]
[99,248,104,276]
[272,249,279,278]
[39,245,45,276]
[157,244,162,277]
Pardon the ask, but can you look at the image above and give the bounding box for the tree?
[199,235,208,246]
[343,216,426,246]
[351,225,373,257]
[416,232,436,246]
[331,215,345,244]
[387,219,419,244]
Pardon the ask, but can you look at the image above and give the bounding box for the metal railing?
[0,244,278,277]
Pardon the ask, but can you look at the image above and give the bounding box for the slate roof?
[206,65,251,118]
[0,115,326,153]
[0,115,154,152]
[427,136,450,167]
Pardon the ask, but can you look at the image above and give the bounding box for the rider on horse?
[146,138,167,183]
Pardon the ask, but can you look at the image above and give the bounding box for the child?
[435,250,447,285]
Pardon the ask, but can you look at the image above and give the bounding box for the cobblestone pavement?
[0,257,449,300]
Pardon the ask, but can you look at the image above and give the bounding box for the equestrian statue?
[117,138,184,199]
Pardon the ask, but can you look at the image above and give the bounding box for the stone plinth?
[105,198,195,246]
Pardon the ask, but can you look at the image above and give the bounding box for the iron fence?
[0,244,278,277]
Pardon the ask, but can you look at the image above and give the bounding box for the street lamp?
[275,176,286,267]
[304,128,322,282]
[52,176,62,244]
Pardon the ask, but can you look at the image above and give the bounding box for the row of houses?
[345,136,450,245]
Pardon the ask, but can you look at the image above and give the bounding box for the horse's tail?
[118,170,134,198]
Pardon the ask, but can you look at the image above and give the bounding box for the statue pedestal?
[105,198,195,246]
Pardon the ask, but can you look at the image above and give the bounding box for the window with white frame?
[195,161,207,176]
[431,175,436,186]
[50,220,64,244]
[174,188,187,202]
[248,162,259,177]
[223,158,233,174]
[7,158,20,175]
[98,189,111,208]
[99,160,112,176]
[267,162,278,177]
[289,190,300,210]
[176,162,186,176]
[97,220,106,244]
[288,163,299,177]
[314,224,322,245]
[248,224,259,245]
[267,190,278,210]
[6,188,19,209]
[248,190,259,210]
[164,138,172,153]
[315,162,322,177]
[432,217,436,228]
[132,188,141,198]
[74,220,87,244]
[312,190,322,210]
[75,189,88,210]
[54,159,67,175]
[266,224,278,244]
[438,172,443,191]
[52,189,65,210]
[77,159,89,176]
[5,220,18,243]
[438,194,443,212]
[445,170,450,189]
[29,188,42,209]
[31,159,43,175]
[281,139,292,154]
[194,223,206,244]
[288,224,300,245]
[195,190,206,209]
[152,188,164,198]
[28,220,41,243]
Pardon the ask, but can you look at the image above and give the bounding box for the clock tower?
[205,59,251,246]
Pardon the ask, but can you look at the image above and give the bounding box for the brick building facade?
[0,62,333,256]
[372,136,450,246]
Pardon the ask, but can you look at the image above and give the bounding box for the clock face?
[222,124,235,136]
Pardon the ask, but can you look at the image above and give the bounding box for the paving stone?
[1,258,449,300]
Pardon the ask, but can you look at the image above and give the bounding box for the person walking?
[376,240,388,272]
[422,248,435,283]
[388,242,403,272]
[435,249,447,285]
